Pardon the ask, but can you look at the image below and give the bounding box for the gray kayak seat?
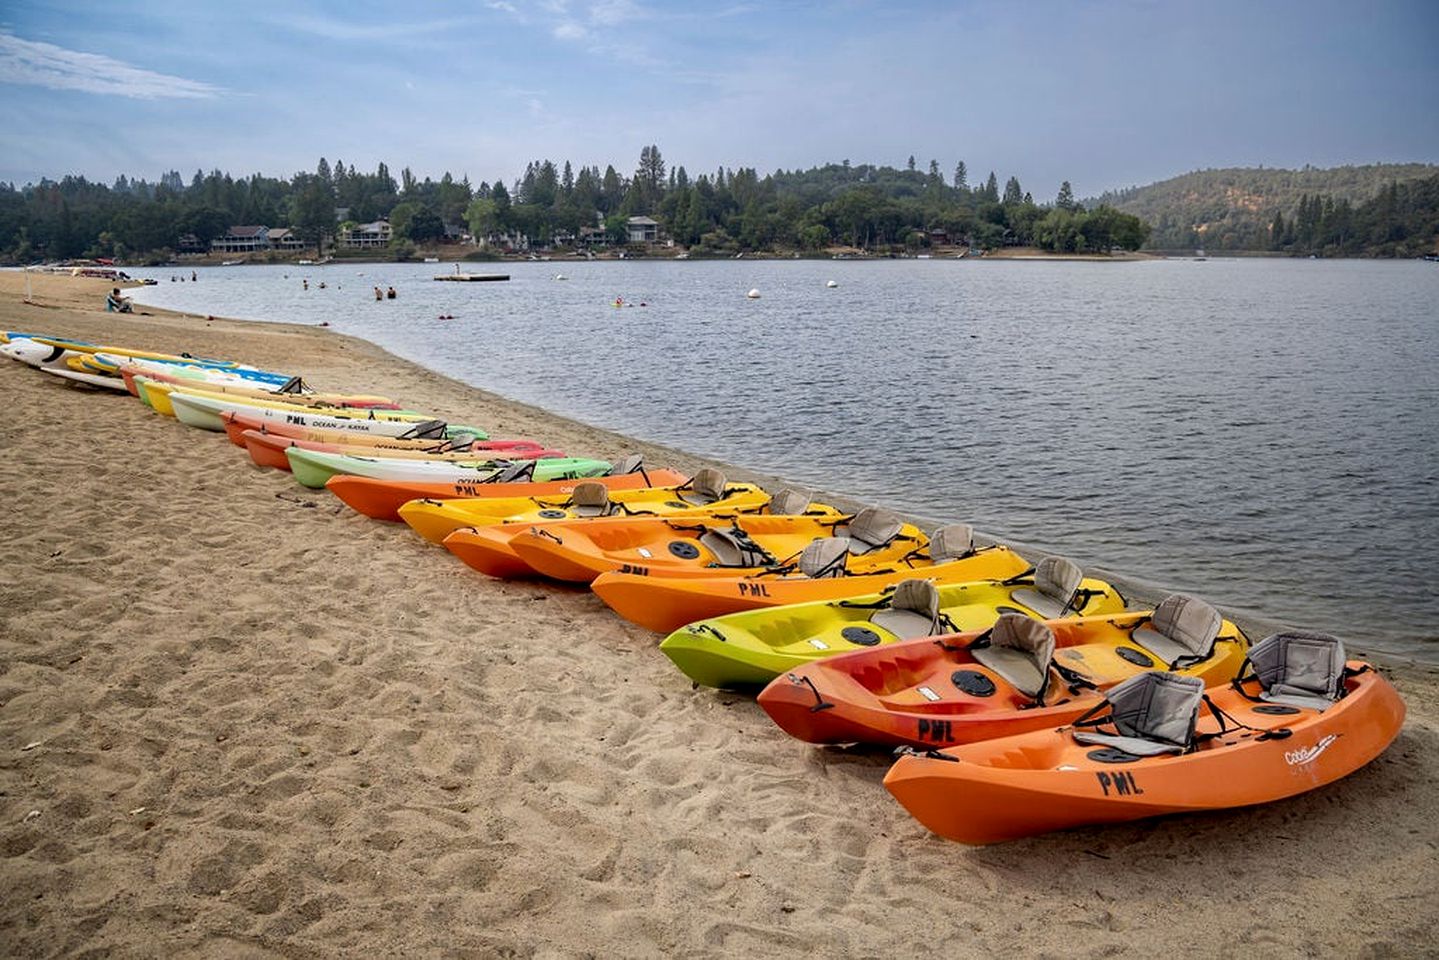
[766,488,812,515]
[1073,671,1203,756]
[1011,555,1084,619]
[871,579,942,639]
[400,418,448,441]
[607,454,644,476]
[698,527,768,567]
[489,460,535,483]
[679,468,727,505]
[797,537,850,578]
[970,614,1057,699]
[1132,594,1222,667]
[446,432,481,452]
[840,507,904,555]
[569,481,611,518]
[928,523,974,562]
[1248,632,1348,711]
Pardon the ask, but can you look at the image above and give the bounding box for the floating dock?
[434,273,510,282]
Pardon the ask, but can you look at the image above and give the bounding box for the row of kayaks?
[7,328,1406,845]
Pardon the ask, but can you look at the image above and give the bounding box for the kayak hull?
[590,547,1033,634]
[883,665,1404,844]
[756,611,1251,749]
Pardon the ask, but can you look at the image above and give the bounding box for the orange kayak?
[591,545,1033,633]
[240,430,564,471]
[884,652,1404,844]
[757,603,1250,749]
[504,509,918,584]
[325,468,690,521]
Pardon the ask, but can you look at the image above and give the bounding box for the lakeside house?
[267,228,308,251]
[210,225,271,254]
[626,216,659,244]
[339,220,393,249]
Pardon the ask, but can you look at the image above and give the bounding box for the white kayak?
[167,391,483,439]
[41,366,131,391]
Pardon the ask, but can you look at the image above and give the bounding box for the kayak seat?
[839,507,904,555]
[1073,671,1203,756]
[928,523,975,562]
[1011,556,1083,619]
[970,614,1057,699]
[871,579,942,640]
[766,488,813,515]
[698,526,772,567]
[798,537,851,578]
[1248,631,1348,711]
[488,460,535,483]
[570,481,611,518]
[398,418,448,441]
[608,454,645,476]
[679,468,728,505]
[1131,594,1222,667]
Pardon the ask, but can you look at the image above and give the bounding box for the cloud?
[0,31,222,99]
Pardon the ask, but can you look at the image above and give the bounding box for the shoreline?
[2,272,1436,957]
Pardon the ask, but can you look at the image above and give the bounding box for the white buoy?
[554,274,568,281]
[746,288,761,299]
[826,280,838,288]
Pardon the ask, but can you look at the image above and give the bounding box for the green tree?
[290,174,336,252]
[1056,180,1075,210]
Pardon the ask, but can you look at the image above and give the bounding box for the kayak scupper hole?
[537,509,568,519]
[841,626,882,647]
[1253,704,1302,715]
[1087,748,1143,764]
[951,670,997,697]
[668,541,701,560]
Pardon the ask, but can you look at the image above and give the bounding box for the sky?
[1,0,1436,198]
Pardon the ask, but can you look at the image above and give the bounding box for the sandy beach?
[1,271,1436,958]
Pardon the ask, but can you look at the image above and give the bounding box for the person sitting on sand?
[106,288,133,313]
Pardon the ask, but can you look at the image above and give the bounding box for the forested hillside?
[1094,164,1439,254]
[0,149,1148,262]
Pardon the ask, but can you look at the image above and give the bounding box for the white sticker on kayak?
[637,547,653,558]
[807,639,829,650]
[918,686,941,702]
[1285,734,1339,767]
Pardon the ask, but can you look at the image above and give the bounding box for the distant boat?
[423,257,440,263]
[220,260,242,266]
[297,258,314,265]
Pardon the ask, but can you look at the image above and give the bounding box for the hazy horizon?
[2,0,1437,198]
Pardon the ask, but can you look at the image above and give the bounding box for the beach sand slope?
[1,274,1436,958]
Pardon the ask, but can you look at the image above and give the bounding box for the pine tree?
[953,161,968,190]
[1003,176,1023,205]
[1056,180,1074,210]
[984,171,999,203]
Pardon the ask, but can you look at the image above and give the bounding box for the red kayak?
[241,429,565,471]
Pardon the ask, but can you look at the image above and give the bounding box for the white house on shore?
[339,220,392,249]
[626,216,659,243]
[210,225,271,254]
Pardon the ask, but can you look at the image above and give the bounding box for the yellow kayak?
[398,474,827,544]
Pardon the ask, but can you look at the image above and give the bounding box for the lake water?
[126,257,1439,660]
